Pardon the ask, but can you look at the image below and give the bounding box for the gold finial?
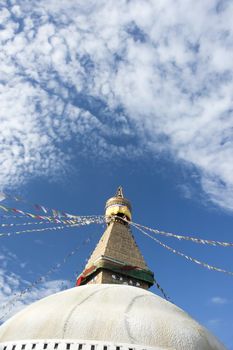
[105,187,132,222]
[116,186,124,198]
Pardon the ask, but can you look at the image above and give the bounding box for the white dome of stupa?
[0,284,226,350]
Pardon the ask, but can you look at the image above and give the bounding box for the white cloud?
[1,0,233,211]
[210,296,229,305]
[207,318,221,327]
[0,249,71,322]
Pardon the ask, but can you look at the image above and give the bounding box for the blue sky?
[0,0,233,348]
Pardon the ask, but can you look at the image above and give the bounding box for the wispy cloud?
[1,0,233,211]
[207,318,221,327]
[210,296,230,305]
[0,249,71,322]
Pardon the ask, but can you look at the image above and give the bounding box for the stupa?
[0,188,226,350]
[76,187,154,289]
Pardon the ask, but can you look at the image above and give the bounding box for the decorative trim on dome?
[0,340,161,350]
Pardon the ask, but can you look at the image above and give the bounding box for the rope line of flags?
[133,223,233,277]
[0,203,103,222]
[154,279,171,301]
[0,216,105,238]
[129,220,233,248]
[0,191,78,219]
[0,231,96,322]
[0,216,104,229]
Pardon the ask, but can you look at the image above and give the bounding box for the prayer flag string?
[0,233,96,322]
[130,220,233,248]
[132,223,233,277]
[0,216,105,238]
[0,202,104,223]
[0,191,89,219]
[0,215,104,228]
[0,215,28,220]
[154,279,171,301]
[0,220,69,228]
[0,204,61,221]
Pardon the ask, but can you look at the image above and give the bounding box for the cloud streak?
[0,249,71,322]
[1,0,233,210]
[210,296,229,305]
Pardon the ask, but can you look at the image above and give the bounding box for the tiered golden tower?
[76,187,154,289]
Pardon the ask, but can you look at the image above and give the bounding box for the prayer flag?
[0,205,9,212]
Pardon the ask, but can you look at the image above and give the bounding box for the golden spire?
[105,186,132,222]
[116,186,124,197]
[76,188,154,289]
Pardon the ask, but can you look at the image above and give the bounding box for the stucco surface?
[0,284,226,350]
